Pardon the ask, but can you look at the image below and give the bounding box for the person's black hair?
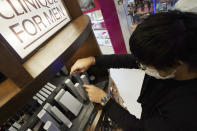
[130,10,197,71]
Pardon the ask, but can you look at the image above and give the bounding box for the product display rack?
[0,0,108,130]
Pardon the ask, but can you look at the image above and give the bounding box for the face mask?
[144,68,176,80]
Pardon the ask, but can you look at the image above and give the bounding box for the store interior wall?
[98,0,127,54]
[175,0,197,12]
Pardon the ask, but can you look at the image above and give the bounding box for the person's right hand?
[70,56,96,75]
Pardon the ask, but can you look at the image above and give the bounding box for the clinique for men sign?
[0,0,71,59]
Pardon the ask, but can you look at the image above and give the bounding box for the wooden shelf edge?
[0,79,21,107]
[86,109,103,131]
[23,15,91,78]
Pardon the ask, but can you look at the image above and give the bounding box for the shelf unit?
[0,0,104,127]
[0,14,92,111]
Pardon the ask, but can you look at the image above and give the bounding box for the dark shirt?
[95,54,197,131]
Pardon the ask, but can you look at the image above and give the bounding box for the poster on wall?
[127,0,154,31]
[78,0,95,12]
[155,0,179,12]
[127,0,179,31]
[0,0,71,59]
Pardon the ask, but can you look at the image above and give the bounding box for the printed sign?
[0,0,71,59]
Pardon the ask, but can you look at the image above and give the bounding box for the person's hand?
[70,57,96,75]
[83,84,107,103]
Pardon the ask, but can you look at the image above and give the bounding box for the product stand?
[0,0,103,128]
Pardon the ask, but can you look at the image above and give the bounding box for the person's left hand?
[83,84,107,103]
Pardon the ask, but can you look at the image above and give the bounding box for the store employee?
[71,11,197,131]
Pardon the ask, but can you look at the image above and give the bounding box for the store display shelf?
[0,15,93,125]
[23,15,92,78]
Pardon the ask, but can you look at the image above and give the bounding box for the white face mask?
[140,64,176,79]
[145,68,176,79]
